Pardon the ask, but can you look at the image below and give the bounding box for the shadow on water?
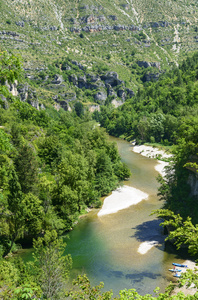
[97,267,164,296]
[130,219,165,248]
[109,270,162,282]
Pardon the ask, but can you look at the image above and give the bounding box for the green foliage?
[74,101,84,117]
[95,52,198,143]
[153,209,198,259]
[14,144,38,194]
[0,51,22,85]
[32,230,72,299]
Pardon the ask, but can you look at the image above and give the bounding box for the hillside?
[0,0,198,110]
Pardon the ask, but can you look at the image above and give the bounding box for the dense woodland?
[95,52,198,223]
[0,51,198,299]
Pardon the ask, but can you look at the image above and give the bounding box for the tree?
[31,230,72,299]
[14,144,38,194]
[5,169,24,255]
[21,193,44,237]
[74,101,84,117]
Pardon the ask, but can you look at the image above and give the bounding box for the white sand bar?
[133,145,172,160]
[98,185,148,217]
[133,145,173,177]
[155,161,169,177]
[138,241,159,255]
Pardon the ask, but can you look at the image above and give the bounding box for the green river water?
[63,137,180,296]
[20,137,181,296]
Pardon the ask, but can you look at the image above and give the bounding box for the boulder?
[5,80,18,96]
[143,73,160,82]
[28,99,39,110]
[94,91,107,103]
[78,75,87,88]
[89,105,100,113]
[51,74,64,84]
[106,83,117,97]
[69,74,78,85]
[101,71,123,87]
[137,61,151,68]
[87,73,100,82]
[111,99,123,108]
[71,61,85,70]
[61,64,71,71]
[17,83,29,101]
[0,94,9,109]
[117,89,126,100]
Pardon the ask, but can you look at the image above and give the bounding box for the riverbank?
[98,185,148,216]
[132,144,173,177]
[171,260,197,296]
[98,144,171,218]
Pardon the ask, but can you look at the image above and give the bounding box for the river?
[64,137,178,296]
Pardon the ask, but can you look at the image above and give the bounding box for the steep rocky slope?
[0,0,197,110]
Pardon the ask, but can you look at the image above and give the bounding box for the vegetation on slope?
[0,52,130,258]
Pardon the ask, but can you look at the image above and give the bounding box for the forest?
[0,51,198,299]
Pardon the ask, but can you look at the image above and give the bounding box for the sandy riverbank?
[98,185,148,217]
[98,145,171,218]
[171,260,197,296]
[133,145,172,177]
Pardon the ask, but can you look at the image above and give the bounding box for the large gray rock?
[51,74,64,84]
[78,75,87,88]
[61,64,71,71]
[89,105,100,113]
[106,83,117,97]
[69,74,78,85]
[71,60,85,70]
[87,73,100,82]
[28,99,39,110]
[17,83,29,101]
[94,91,107,103]
[5,80,18,96]
[53,95,70,111]
[144,73,160,82]
[137,61,160,69]
[137,61,151,68]
[117,89,126,100]
[101,72,123,87]
[0,94,9,109]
